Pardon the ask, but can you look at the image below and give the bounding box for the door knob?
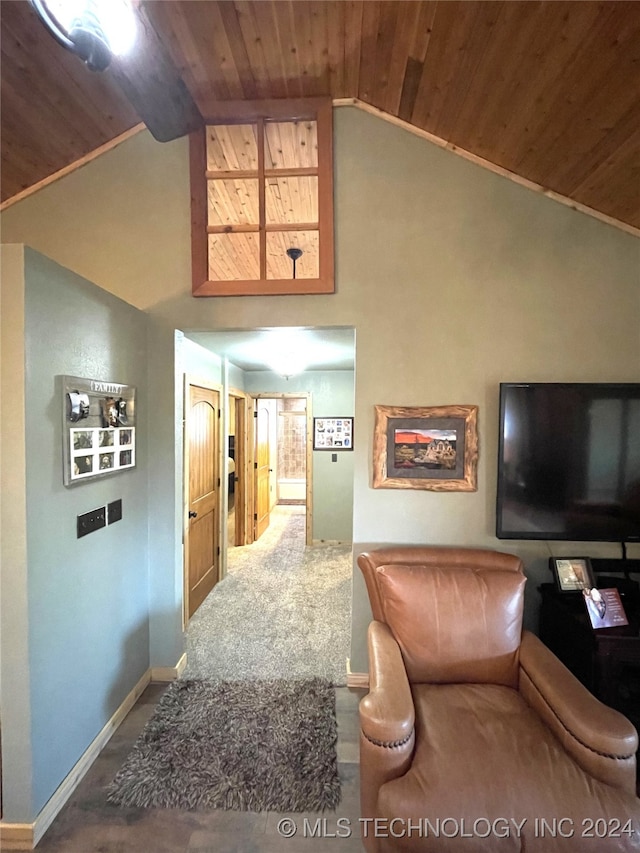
[188,510,198,518]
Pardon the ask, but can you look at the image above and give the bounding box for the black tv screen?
[496,383,640,542]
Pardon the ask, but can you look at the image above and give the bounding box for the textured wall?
[1,248,150,821]
[0,245,31,820]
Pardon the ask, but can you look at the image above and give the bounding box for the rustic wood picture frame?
[372,404,478,491]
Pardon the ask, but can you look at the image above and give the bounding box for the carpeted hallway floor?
[183,505,352,685]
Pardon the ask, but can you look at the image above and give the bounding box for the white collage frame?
[62,374,137,487]
[69,427,136,482]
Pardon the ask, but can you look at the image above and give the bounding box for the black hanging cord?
[286,247,303,280]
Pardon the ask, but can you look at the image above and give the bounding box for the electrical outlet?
[108,499,122,525]
[77,506,106,538]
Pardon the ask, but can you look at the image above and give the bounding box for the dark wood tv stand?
[591,557,640,580]
[538,580,640,725]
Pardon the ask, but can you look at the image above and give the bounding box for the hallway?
[184,505,352,685]
[33,505,359,852]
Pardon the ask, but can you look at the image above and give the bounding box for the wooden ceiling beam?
[108,1,203,143]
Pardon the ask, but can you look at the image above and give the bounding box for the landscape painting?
[393,429,457,470]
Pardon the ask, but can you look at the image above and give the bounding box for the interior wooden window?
[190,98,333,297]
[266,231,319,280]
[208,233,260,281]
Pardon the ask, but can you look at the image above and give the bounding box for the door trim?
[250,392,312,545]
[183,375,223,628]
[227,389,250,547]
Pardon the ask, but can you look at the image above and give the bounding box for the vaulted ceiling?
[2,1,639,231]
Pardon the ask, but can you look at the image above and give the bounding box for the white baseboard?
[311,539,351,546]
[0,654,183,851]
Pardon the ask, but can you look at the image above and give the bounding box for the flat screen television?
[496,383,640,542]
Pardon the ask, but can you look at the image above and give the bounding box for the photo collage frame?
[70,426,135,481]
[62,375,137,486]
[313,417,354,450]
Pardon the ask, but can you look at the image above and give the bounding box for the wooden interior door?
[254,399,271,539]
[186,384,220,619]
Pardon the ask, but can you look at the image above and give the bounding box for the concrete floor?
[35,683,367,853]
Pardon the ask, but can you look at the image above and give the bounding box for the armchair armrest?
[360,621,415,747]
[519,630,638,793]
[359,622,416,850]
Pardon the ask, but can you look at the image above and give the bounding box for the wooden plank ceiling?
[1,1,639,230]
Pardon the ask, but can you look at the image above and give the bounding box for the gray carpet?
[184,506,352,685]
[106,678,341,811]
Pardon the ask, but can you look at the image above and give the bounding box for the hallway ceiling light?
[185,328,355,373]
[266,351,309,380]
[263,331,309,379]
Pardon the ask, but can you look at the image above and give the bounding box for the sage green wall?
[0,131,191,312]
[1,247,151,822]
[0,245,31,819]
[178,333,223,383]
[2,108,639,676]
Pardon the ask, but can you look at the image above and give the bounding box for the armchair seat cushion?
[377,683,640,852]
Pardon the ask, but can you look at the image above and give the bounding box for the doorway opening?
[180,326,356,626]
[227,392,248,550]
[252,393,312,546]
[277,397,307,504]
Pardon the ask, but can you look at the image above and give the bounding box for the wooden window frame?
[190,98,334,297]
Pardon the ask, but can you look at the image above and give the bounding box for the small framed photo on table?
[550,557,596,593]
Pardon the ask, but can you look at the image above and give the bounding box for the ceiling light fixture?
[266,352,308,381]
[30,0,136,72]
[263,331,310,380]
[286,247,303,280]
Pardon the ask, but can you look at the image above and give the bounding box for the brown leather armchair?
[358,547,640,852]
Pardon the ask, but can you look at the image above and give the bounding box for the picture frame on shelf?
[550,557,596,593]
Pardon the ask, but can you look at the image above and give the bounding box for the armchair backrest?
[358,547,526,688]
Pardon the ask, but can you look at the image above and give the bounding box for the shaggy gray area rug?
[106,678,341,811]
[184,506,351,685]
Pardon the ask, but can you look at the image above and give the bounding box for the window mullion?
[257,119,266,281]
